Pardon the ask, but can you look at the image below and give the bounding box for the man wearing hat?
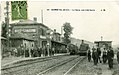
[107,46,114,69]
[92,46,98,65]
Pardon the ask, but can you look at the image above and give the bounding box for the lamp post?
[5,1,10,52]
[46,29,53,56]
[47,42,50,56]
[20,44,24,57]
[101,36,103,41]
[46,31,50,56]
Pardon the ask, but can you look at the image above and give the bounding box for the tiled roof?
[10,19,51,30]
[51,40,67,46]
[94,41,112,43]
[11,19,38,24]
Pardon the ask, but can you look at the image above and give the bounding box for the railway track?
[36,56,86,75]
[2,55,78,75]
[1,55,69,70]
[64,56,86,75]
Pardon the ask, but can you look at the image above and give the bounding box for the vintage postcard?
[1,0,119,75]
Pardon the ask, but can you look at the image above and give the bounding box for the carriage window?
[32,44,33,47]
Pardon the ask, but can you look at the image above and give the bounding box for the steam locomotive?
[69,40,89,56]
[78,43,89,56]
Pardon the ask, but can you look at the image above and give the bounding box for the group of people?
[12,46,56,57]
[87,46,119,69]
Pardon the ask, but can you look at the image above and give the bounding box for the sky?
[1,0,119,45]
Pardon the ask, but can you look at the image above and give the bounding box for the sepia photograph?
[0,0,119,75]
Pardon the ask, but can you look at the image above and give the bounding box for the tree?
[1,21,7,38]
[63,22,73,44]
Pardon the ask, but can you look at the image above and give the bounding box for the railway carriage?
[68,44,78,55]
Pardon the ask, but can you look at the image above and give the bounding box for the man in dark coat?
[102,48,107,63]
[92,47,98,65]
[87,48,91,62]
[107,47,114,69]
[97,47,102,63]
[117,48,119,64]
[38,47,41,57]
[52,47,55,56]
[92,46,96,62]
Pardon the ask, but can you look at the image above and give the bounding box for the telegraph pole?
[41,10,43,24]
[5,1,10,50]
[101,36,103,41]
[61,26,63,37]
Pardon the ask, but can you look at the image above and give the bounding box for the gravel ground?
[1,55,78,75]
[2,56,119,75]
[112,60,119,75]
[42,56,85,75]
[68,58,119,75]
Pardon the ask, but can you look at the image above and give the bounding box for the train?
[78,42,89,56]
[68,40,89,56]
[68,44,78,55]
[69,40,112,56]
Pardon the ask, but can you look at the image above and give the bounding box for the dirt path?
[68,57,119,75]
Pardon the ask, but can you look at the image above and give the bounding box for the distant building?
[52,29,61,42]
[94,41,112,49]
[51,29,67,53]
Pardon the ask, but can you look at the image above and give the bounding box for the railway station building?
[10,19,52,48]
[10,19,67,56]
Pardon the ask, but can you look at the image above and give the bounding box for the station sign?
[14,28,36,33]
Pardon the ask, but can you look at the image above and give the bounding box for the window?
[40,28,45,36]
[32,44,34,47]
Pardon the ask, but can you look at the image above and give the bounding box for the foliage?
[63,22,73,44]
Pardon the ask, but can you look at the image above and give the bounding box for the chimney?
[54,29,56,33]
[61,26,63,37]
[33,17,37,22]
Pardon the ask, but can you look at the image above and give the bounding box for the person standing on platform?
[52,47,55,56]
[87,48,91,62]
[38,47,41,57]
[107,46,114,69]
[117,48,119,64]
[13,48,17,57]
[42,46,46,56]
[92,46,98,65]
[102,48,107,63]
[97,47,102,63]
[92,46,96,62]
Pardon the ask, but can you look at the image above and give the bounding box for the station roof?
[1,37,7,40]
[53,32,61,35]
[51,40,67,46]
[10,19,51,30]
[10,33,35,41]
[94,41,112,43]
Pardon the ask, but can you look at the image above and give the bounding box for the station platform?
[1,53,70,68]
